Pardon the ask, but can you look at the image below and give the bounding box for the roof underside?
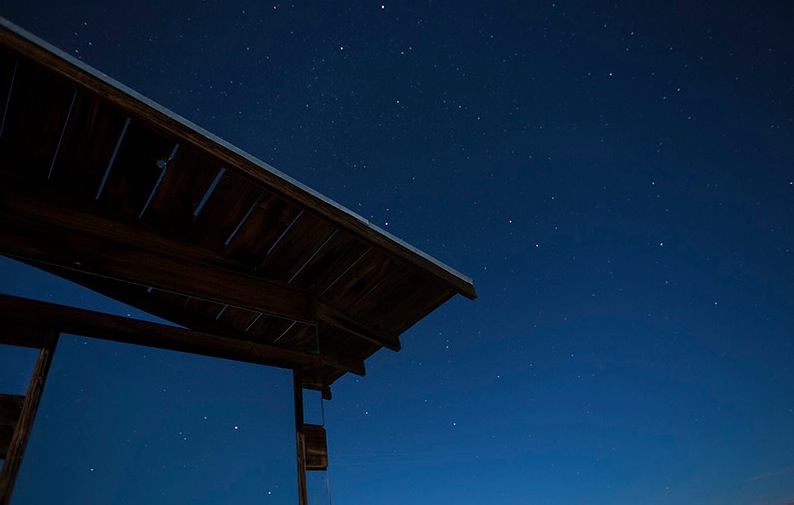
[0,19,475,392]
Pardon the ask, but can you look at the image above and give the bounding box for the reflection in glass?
[11,334,299,504]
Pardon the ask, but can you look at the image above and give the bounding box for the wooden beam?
[293,371,309,505]
[0,184,403,353]
[0,294,365,378]
[304,424,329,471]
[0,331,57,505]
[318,303,401,352]
[0,395,24,429]
[0,187,317,325]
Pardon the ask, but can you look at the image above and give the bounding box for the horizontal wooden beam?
[14,263,364,381]
[0,183,401,353]
[0,294,365,379]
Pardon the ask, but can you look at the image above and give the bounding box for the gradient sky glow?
[1,1,793,504]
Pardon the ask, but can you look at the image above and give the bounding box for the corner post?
[0,330,59,505]
[294,368,308,505]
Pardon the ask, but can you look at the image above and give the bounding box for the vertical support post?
[294,368,308,505]
[0,330,58,505]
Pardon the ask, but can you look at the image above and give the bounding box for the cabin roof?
[0,18,475,392]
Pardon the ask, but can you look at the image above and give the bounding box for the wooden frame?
[0,331,58,505]
[0,16,475,505]
[0,18,475,391]
[0,308,319,505]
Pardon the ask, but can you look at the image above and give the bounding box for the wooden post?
[294,369,309,505]
[0,331,58,505]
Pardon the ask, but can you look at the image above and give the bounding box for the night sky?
[2,1,794,504]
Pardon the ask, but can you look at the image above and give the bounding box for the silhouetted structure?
[0,18,475,505]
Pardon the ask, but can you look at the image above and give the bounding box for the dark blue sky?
[2,1,793,504]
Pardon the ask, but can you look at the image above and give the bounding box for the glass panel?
[0,343,39,395]
[302,388,324,426]
[11,334,298,505]
[307,470,331,505]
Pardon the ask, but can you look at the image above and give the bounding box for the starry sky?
[1,1,794,504]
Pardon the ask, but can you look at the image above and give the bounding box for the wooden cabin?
[0,18,475,505]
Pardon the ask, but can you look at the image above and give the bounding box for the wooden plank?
[215,305,261,334]
[0,426,12,460]
[0,394,24,460]
[0,117,410,358]
[246,314,301,345]
[255,211,337,283]
[0,331,57,505]
[184,297,226,321]
[311,325,367,377]
[223,190,303,267]
[314,366,344,395]
[0,187,318,325]
[0,395,24,428]
[96,119,175,220]
[368,275,456,335]
[0,294,365,378]
[0,324,48,348]
[9,264,368,379]
[293,371,309,505]
[0,58,74,180]
[304,424,328,471]
[48,91,127,199]
[145,289,261,339]
[317,303,400,351]
[139,146,222,235]
[0,294,310,370]
[319,248,397,308]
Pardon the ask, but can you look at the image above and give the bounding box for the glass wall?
[10,334,299,504]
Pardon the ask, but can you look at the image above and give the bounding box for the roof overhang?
[0,18,475,393]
